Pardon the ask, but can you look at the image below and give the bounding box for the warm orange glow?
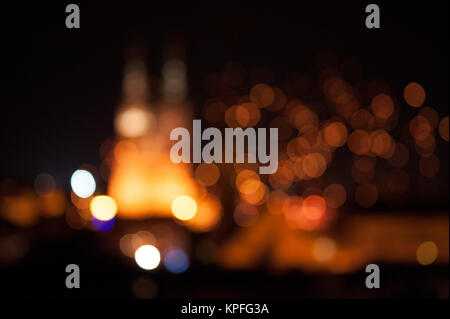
[195,163,220,187]
[235,169,260,191]
[302,195,326,220]
[323,122,348,147]
[225,105,240,128]
[266,190,288,215]
[90,195,118,221]
[282,195,327,231]
[404,82,426,107]
[351,109,374,131]
[234,202,259,227]
[108,136,198,219]
[235,102,261,127]
[323,75,359,120]
[416,241,438,265]
[115,105,155,138]
[40,189,66,218]
[419,107,439,129]
[120,232,156,258]
[219,212,448,272]
[250,84,275,108]
[282,196,303,221]
[71,191,92,210]
[1,191,39,226]
[171,195,198,221]
[185,194,222,232]
[347,130,371,155]
[269,165,294,190]
[239,178,262,195]
[292,106,318,130]
[114,141,139,165]
[241,181,269,205]
[371,93,394,119]
[439,116,449,142]
[267,87,287,111]
[415,133,435,157]
[409,115,432,141]
[370,130,395,158]
[323,184,347,209]
[313,237,336,262]
[287,137,311,159]
[302,153,327,178]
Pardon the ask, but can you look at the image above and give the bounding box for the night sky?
[4,1,448,182]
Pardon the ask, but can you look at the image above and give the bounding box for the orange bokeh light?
[404,82,426,107]
[371,93,394,119]
[323,122,348,147]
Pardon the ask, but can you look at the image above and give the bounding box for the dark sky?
[3,0,449,186]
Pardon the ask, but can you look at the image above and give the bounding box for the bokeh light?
[171,195,197,221]
[92,216,115,232]
[195,163,220,187]
[234,202,259,227]
[163,248,190,274]
[347,130,371,155]
[439,116,449,142]
[115,106,155,138]
[416,241,438,266]
[185,194,222,232]
[404,82,426,107]
[70,170,96,198]
[302,195,326,220]
[90,195,118,221]
[371,93,394,119]
[135,245,161,270]
[250,83,275,108]
[323,184,347,209]
[323,122,348,147]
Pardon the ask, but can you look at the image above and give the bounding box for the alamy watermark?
[170,120,279,174]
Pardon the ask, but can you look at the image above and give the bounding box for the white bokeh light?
[135,245,161,270]
[70,169,96,198]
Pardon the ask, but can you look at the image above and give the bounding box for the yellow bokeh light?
[90,195,118,221]
[416,241,438,265]
[171,195,198,221]
[114,106,155,138]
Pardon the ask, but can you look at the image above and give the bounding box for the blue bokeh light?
[163,248,190,274]
[92,216,115,233]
